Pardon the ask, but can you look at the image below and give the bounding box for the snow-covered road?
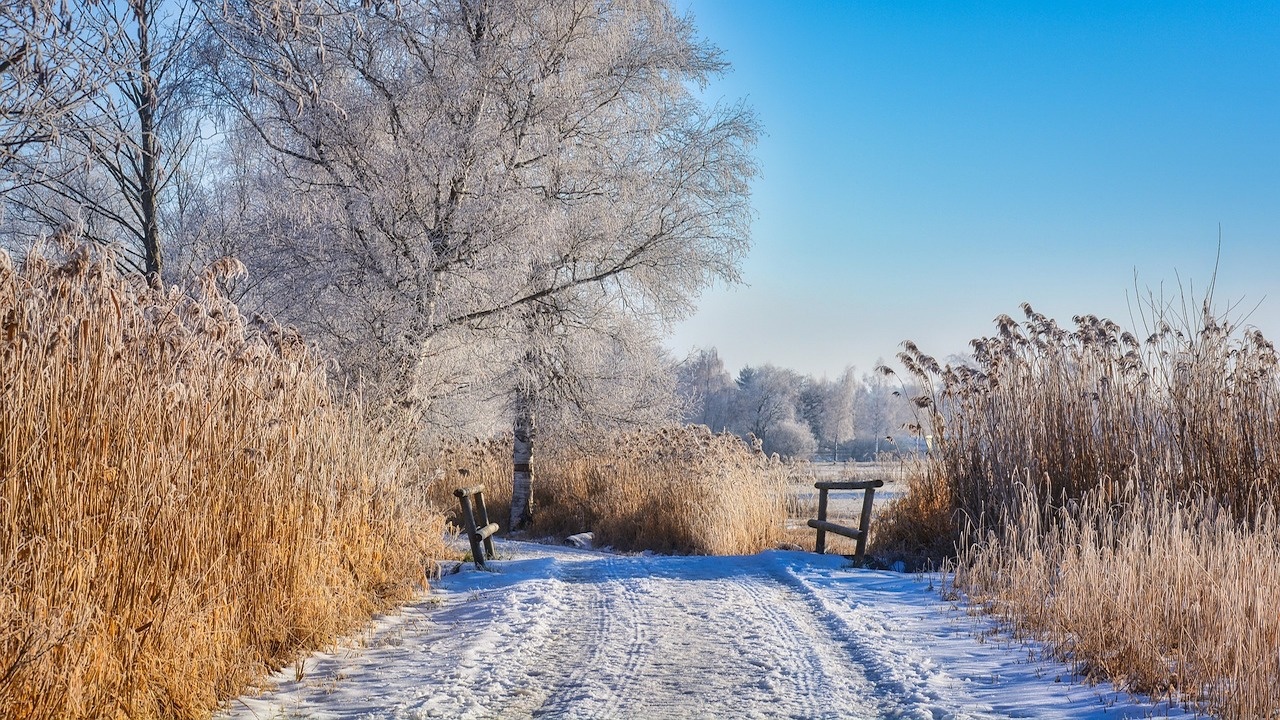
[221,542,1196,720]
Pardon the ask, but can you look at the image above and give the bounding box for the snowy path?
[221,542,1196,720]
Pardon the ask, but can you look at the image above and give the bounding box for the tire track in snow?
[767,556,1010,720]
[222,542,1183,720]
[528,555,652,719]
[516,553,884,719]
[718,557,884,719]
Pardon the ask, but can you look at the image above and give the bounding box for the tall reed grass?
[0,243,446,719]
[539,427,790,555]
[882,301,1280,717]
[954,479,1280,718]
[420,436,513,533]
[428,428,789,555]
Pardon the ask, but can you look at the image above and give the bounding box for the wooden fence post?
[455,485,500,570]
[806,479,884,560]
[855,485,876,558]
[815,486,829,554]
[474,487,496,560]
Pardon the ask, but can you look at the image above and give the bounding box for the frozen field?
[221,540,1196,720]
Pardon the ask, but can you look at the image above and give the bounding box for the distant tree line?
[676,348,923,461]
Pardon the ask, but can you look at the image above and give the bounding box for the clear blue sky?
[666,0,1280,378]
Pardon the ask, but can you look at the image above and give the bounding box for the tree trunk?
[510,382,535,531]
[136,1,163,288]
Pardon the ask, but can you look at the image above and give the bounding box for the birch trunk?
[510,381,535,531]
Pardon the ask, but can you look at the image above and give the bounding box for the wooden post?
[456,491,486,568]
[815,486,829,554]
[855,486,876,558]
[807,479,883,560]
[455,485,501,569]
[475,488,495,560]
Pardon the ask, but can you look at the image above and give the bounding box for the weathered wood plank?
[474,489,496,559]
[807,518,865,540]
[810,479,881,558]
[456,484,500,568]
[813,479,885,491]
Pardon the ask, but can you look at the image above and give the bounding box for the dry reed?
[954,479,1280,718]
[865,456,955,563]
[419,436,513,532]
[539,427,790,555]
[426,428,790,555]
[880,301,1280,717]
[0,243,447,719]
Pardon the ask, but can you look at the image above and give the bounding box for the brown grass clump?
[419,436,513,532]
[422,428,789,556]
[901,302,1280,524]
[866,457,955,562]
[0,243,447,720]
[881,301,1280,717]
[537,427,789,555]
[955,480,1280,718]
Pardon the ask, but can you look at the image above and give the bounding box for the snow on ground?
[219,541,1198,720]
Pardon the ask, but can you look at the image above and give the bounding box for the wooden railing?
[807,479,884,558]
[454,484,498,569]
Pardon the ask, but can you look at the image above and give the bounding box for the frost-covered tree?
[1,0,203,284]
[2,2,74,172]
[854,364,895,441]
[798,367,857,454]
[851,361,920,454]
[1,1,111,176]
[676,347,737,432]
[732,364,813,458]
[765,419,817,460]
[202,0,758,528]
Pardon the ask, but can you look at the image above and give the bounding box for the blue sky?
[666,0,1280,378]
